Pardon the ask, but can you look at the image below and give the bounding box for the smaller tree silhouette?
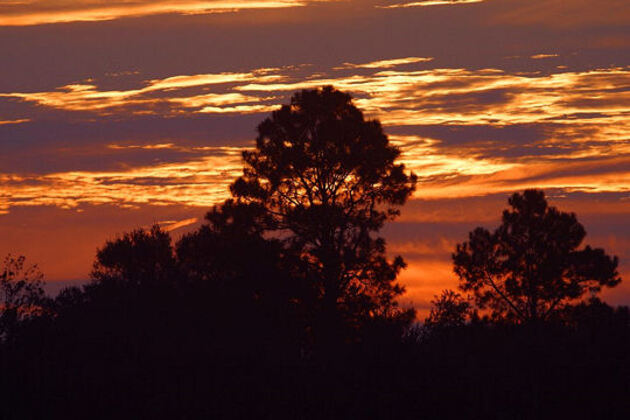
[90,225,175,288]
[177,200,281,286]
[424,289,472,330]
[0,254,46,339]
[453,190,621,323]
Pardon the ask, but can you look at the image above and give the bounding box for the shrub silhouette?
[424,289,472,330]
[0,254,46,340]
[90,224,176,288]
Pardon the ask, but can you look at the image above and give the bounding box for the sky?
[0,0,629,316]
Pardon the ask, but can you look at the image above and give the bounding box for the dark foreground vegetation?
[1,87,628,419]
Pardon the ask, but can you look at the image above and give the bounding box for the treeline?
[1,87,628,419]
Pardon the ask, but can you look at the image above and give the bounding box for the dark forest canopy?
[0,88,627,419]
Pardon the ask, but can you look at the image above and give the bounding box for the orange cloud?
[491,0,630,28]
[0,1,313,26]
[6,60,628,132]
[2,58,629,213]
[530,54,559,60]
[160,217,199,232]
[377,0,483,8]
[336,57,433,70]
[0,118,30,126]
[234,66,630,129]
[0,69,283,114]
[0,147,244,213]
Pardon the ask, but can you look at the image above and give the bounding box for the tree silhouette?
[230,86,417,344]
[177,200,281,286]
[90,225,176,288]
[453,190,621,323]
[424,289,472,330]
[177,199,314,353]
[0,254,46,340]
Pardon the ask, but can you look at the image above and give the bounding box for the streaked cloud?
[0,147,244,213]
[491,0,630,27]
[160,217,199,232]
[0,118,30,126]
[0,1,313,26]
[2,57,629,212]
[391,134,518,178]
[336,57,433,69]
[108,143,178,151]
[1,69,283,114]
[377,0,484,9]
[7,61,628,131]
[531,53,559,60]
[233,66,630,129]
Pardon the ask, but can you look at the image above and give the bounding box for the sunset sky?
[1,0,629,316]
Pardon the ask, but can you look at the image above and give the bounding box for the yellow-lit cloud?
[491,0,630,28]
[2,57,629,213]
[234,66,630,131]
[0,69,284,114]
[531,53,559,59]
[14,64,628,137]
[160,217,199,231]
[0,147,244,213]
[336,57,433,69]
[7,61,628,132]
[2,138,629,213]
[0,118,30,126]
[390,135,518,178]
[108,143,177,150]
[0,1,311,26]
[377,0,484,9]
